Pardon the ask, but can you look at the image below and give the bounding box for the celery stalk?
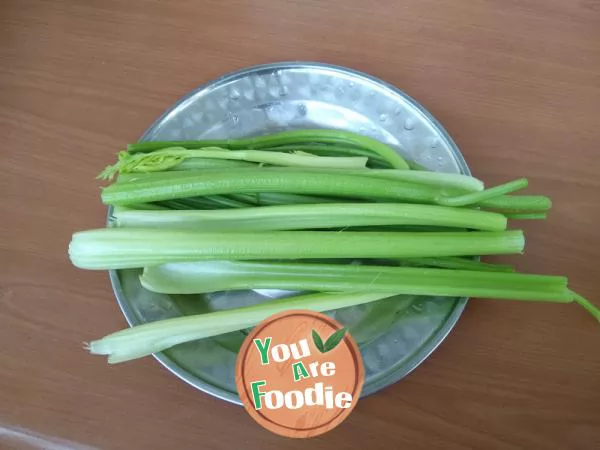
[68,228,525,270]
[98,147,368,179]
[438,178,528,207]
[259,168,483,192]
[477,195,552,212]
[112,203,507,232]
[88,291,397,363]
[116,166,484,193]
[140,261,569,300]
[88,285,597,364]
[100,169,449,206]
[125,129,410,169]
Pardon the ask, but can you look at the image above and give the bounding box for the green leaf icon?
[323,327,347,353]
[312,329,325,352]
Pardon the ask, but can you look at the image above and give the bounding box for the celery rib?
[476,195,552,212]
[438,178,528,207]
[116,166,483,194]
[68,229,525,269]
[256,167,483,192]
[88,291,396,364]
[99,147,368,179]
[125,129,410,169]
[88,281,598,364]
[113,203,507,232]
[140,261,569,299]
[100,169,446,206]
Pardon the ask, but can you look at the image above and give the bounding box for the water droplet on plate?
[431,137,440,148]
[229,89,240,100]
[279,86,289,97]
[394,107,402,116]
[403,117,415,130]
[296,103,307,117]
[348,81,355,88]
[228,112,239,126]
[379,113,388,122]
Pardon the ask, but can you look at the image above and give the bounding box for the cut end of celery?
[512,229,526,254]
[87,340,110,355]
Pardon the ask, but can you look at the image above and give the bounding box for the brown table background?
[2,0,599,449]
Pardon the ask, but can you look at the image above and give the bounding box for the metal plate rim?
[108,61,469,405]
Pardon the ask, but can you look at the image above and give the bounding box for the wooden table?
[2,1,599,448]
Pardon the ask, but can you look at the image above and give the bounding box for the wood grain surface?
[1,0,599,449]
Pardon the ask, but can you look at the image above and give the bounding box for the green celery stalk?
[356,169,482,191]
[88,288,597,364]
[100,169,450,206]
[125,129,410,169]
[112,203,507,232]
[139,261,569,300]
[68,228,525,270]
[118,175,354,206]
[255,167,483,192]
[88,291,398,363]
[117,166,484,193]
[477,195,552,212]
[98,147,368,179]
[438,178,528,207]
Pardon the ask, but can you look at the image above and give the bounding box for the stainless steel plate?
[110,62,469,404]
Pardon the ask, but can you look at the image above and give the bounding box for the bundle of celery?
[68,129,599,364]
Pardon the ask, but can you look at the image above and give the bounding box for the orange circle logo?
[235,310,364,438]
